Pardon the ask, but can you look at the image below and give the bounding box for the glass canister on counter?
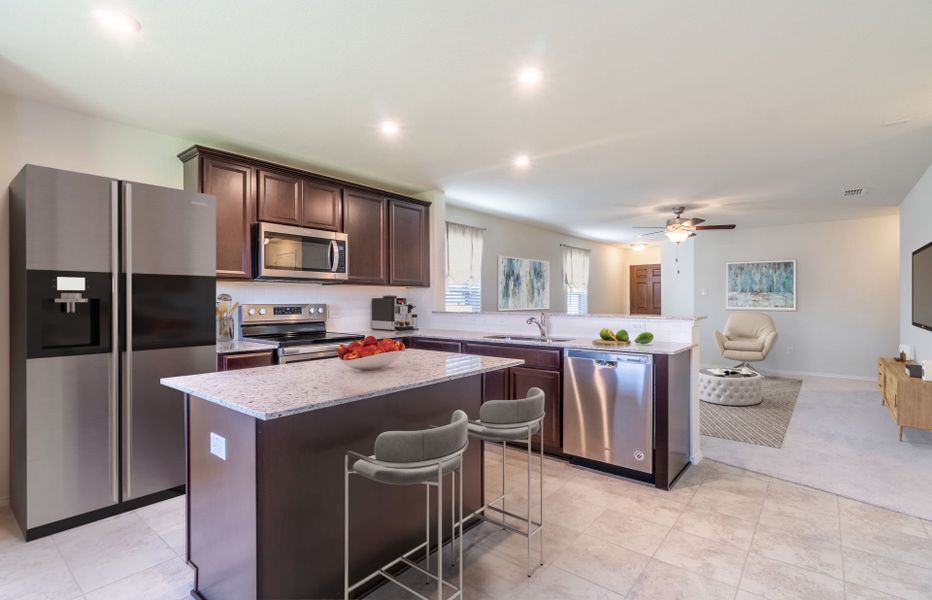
[216,293,238,341]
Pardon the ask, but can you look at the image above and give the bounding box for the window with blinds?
[566,288,589,315]
[563,245,590,315]
[445,221,483,312]
[445,281,482,312]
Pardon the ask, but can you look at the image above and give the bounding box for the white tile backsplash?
[216,281,412,334]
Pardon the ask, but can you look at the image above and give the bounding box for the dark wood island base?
[185,375,487,600]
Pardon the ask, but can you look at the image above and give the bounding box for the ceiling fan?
[634,206,736,244]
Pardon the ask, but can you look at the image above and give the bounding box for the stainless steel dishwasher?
[563,349,653,474]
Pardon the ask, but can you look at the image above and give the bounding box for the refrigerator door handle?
[122,182,133,500]
[329,240,339,272]
[110,181,120,503]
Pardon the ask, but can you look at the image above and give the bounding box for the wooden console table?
[877,358,932,441]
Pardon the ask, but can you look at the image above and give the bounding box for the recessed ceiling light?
[94,8,141,35]
[512,154,530,168]
[380,120,400,137]
[517,67,542,87]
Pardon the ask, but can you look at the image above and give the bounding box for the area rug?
[700,377,802,448]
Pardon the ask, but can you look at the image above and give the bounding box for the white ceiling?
[2,0,931,243]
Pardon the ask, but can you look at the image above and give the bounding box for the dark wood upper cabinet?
[257,169,302,226]
[182,150,256,279]
[389,199,430,287]
[302,178,343,231]
[343,189,388,284]
[179,145,429,284]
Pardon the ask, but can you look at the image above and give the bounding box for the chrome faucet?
[526,311,548,338]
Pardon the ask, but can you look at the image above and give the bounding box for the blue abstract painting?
[726,260,796,310]
[498,256,550,311]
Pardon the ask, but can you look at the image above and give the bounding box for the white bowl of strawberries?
[336,336,406,370]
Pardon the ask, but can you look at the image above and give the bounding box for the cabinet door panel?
[483,369,509,403]
[218,351,275,371]
[389,200,429,286]
[343,190,388,284]
[460,342,561,370]
[257,170,302,226]
[408,338,461,353]
[302,178,343,231]
[202,157,255,279]
[509,366,562,451]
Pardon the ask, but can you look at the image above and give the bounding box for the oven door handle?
[329,240,339,272]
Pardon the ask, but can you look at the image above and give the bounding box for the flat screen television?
[913,240,932,332]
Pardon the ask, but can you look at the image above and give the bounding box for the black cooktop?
[243,331,364,348]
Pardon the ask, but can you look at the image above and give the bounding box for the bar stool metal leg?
[425,485,430,584]
[436,465,443,600]
[501,441,506,529]
[540,425,544,567]
[344,454,349,600]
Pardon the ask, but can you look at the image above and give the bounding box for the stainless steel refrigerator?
[9,164,216,539]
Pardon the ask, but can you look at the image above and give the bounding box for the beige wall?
[900,163,932,362]
[444,205,627,314]
[0,93,195,504]
[693,214,900,379]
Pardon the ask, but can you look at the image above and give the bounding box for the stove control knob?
[247,308,256,316]
[258,308,266,316]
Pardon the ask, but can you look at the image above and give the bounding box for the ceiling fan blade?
[638,231,666,237]
[683,218,705,226]
[694,224,736,230]
[632,226,666,229]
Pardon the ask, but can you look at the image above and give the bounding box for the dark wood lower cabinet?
[422,338,564,454]
[509,366,562,452]
[217,351,275,371]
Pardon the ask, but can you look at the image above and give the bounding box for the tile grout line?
[733,475,770,598]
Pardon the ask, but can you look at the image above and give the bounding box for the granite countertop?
[216,340,278,354]
[161,349,522,420]
[380,329,695,356]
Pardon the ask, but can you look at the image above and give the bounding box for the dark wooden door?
[302,178,343,231]
[202,156,255,279]
[509,366,562,451]
[257,169,302,225]
[630,264,662,315]
[343,189,388,284]
[388,200,430,286]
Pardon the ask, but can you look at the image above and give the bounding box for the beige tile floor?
[1,446,931,599]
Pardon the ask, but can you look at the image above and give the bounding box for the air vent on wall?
[843,188,865,197]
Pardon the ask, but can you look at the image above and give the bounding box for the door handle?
[329,240,339,272]
[122,182,133,500]
[109,181,119,503]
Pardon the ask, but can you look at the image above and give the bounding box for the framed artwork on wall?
[497,256,550,311]
[726,260,797,311]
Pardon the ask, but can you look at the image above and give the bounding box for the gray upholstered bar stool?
[344,410,469,600]
[464,387,546,577]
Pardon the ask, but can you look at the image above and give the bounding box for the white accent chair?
[714,313,778,375]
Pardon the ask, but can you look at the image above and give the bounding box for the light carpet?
[700,376,802,448]
[701,376,932,521]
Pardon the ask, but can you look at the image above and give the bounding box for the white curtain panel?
[563,245,590,290]
[446,222,484,285]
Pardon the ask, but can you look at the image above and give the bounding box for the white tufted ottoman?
[699,368,763,406]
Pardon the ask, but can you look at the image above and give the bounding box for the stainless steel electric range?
[238,303,364,364]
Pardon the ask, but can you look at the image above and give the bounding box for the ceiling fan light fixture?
[629,243,647,252]
[665,229,692,244]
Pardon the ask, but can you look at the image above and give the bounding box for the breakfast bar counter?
[161,350,521,600]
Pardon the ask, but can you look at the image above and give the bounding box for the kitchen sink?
[483,334,573,343]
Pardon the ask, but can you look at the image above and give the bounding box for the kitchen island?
[161,349,522,600]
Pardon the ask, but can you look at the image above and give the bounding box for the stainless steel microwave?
[255,222,348,281]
